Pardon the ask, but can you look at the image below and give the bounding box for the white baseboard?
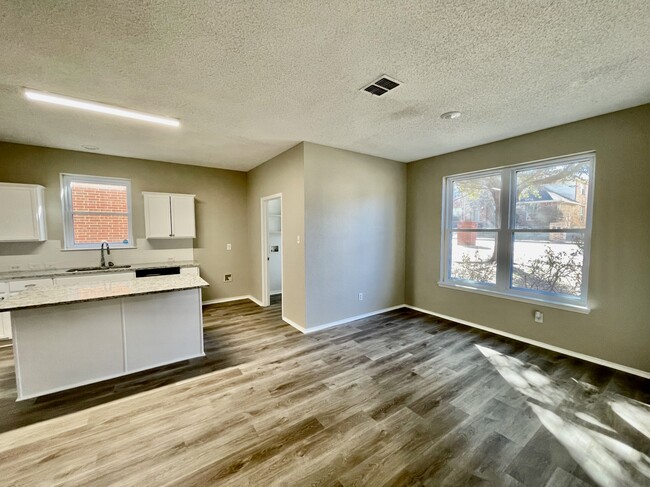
[282,315,305,333]
[248,295,264,306]
[405,305,650,379]
[201,296,648,379]
[203,295,264,306]
[299,305,405,334]
[202,295,252,306]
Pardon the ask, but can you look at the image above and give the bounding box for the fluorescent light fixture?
[24,89,180,127]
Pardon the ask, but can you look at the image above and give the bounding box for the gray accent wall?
[304,143,406,329]
[406,105,650,372]
[247,143,306,327]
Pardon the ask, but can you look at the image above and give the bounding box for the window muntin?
[61,174,134,249]
[441,153,595,310]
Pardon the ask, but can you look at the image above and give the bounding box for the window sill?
[60,246,137,251]
[437,281,591,314]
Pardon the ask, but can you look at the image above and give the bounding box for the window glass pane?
[515,160,590,229]
[72,214,130,245]
[451,174,501,229]
[450,231,497,284]
[511,232,584,297]
[71,181,128,213]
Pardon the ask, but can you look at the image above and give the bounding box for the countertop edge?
[0,261,200,281]
[7,284,208,312]
[0,275,209,312]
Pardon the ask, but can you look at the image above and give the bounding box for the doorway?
[261,194,283,308]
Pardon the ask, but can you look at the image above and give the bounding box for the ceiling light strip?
[24,89,180,127]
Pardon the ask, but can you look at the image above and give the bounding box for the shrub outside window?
[61,174,134,249]
[440,152,595,312]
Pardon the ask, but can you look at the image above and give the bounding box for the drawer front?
[9,278,53,292]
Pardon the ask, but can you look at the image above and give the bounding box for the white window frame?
[60,173,135,250]
[439,152,596,313]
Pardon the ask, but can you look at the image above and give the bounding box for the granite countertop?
[0,261,199,281]
[0,275,209,311]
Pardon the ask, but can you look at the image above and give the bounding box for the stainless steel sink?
[65,265,131,273]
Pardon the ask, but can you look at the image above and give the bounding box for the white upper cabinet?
[143,192,195,239]
[144,193,173,239]
[0,183,47,242]
[170,195,196,238]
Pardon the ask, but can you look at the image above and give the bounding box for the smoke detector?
[440,111,461,120]
[361,75,402,97]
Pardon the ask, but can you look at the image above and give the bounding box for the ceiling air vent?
[361,75,402,97]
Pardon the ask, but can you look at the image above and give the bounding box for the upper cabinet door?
[0,183,47,242]
[143,192,196,239]
[170,195,196,238]
[144,193,173,238]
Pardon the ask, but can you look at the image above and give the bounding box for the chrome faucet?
[100,241,111,268]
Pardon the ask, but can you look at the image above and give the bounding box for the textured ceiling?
[0,1,648,171]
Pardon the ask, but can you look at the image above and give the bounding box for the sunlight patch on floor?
[476,344,650,487]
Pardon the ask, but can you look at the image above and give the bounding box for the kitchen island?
[0,274,208,400]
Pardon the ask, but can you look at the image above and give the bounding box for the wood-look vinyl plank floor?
[0,295,648,486]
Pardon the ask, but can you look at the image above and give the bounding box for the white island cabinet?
[1,274,208,400]
[143,192,195,239]
[0,278,53,339]
[0,183,47,242]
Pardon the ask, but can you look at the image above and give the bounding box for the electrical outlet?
[358,292,363,301]
[224,274,233,283]
[534,310,543,323]
[297,235,301,244]
[226,243,232,251]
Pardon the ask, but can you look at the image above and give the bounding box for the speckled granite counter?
[0,261,199,281]
[0,275,208,311]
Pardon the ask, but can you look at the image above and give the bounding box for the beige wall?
[304,143,406,328]
[406,105,650,372]
[0,142,250,302]
[247,143,306,327]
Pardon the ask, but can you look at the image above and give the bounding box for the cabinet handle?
[24,284,36,288]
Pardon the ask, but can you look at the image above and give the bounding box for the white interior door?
[261,194,283,307]
[267,198,282,295]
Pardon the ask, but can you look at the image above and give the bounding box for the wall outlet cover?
[224,274,233,282]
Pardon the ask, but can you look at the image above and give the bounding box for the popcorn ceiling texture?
[0,1,648,171]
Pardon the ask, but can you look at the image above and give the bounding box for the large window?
[61,174,134,249]
[440,152,595,312]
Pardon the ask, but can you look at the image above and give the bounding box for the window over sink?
[61,173,134,249]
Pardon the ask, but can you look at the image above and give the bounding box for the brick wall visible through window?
[61,175,133,249]
[70,183,129,244]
